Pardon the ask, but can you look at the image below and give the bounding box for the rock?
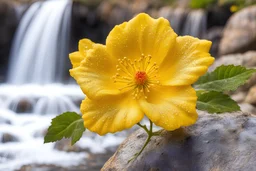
[210,51,256,92]
[0,0,18,82]
[102,111,256,171]
[1,133,19,143]
[0,116,11,124]
[231,91,247,103]
[33,128,47,138]
[85,152,116,171]
[245,85,256,105]
[239,103,256,115]
[219,5,256,55]
[12,98,34,113]
[210,51,256,70]
[54,139,85,152]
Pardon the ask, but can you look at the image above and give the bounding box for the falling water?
[159,8,207,38]
[182,9,207,38]
[8,0,71,85]
[3,0,79,115]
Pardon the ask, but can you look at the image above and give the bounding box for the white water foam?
[0,109,87,171]
[0,84,83,114]
[0,107,127,171]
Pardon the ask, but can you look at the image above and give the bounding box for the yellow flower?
[69,13,214,135]
[230,5,238,13]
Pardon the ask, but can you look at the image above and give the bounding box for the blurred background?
[0,0,255,170]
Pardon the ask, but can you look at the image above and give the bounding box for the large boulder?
[102,111,256,171]
[218,5,256,55]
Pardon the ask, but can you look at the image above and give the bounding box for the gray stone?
[209,51,256,92]
[0,116,11,124]
[1,133,19,143]
[102,111,256,171]
[219,5,256,55]
[210,51,256,71]
[245,85,256,105]
[54,139,85,152]
[239,103,256,115]
[231,91,247,103]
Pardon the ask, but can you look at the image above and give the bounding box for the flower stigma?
[112,53,160,99]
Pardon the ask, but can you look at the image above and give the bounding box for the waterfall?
[0,1,90,170]
[8,0,71,85]
[159,8,207,38]
[182,9,207,38]
[0,0,82,115]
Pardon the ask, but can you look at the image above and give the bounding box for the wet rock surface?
[102,111,256,171]
[1,133,19,143]
[219,5,256,55]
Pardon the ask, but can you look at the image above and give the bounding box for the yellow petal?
[139,85,198,131]
[70,44,120,100]
[159,36,215,86]
[79,39,94,54]
[106,13,177,64]
[81,94,144,135]
[69,52,84,68]
[69,39,94,69]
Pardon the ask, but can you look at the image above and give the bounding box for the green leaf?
[44,112,85,145]
[194,65,256,92]
[196,91,240,113]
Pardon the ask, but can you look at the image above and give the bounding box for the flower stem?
[128,120,156,163]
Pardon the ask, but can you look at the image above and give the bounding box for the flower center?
[112,54,160,99]
[135,71,147,85]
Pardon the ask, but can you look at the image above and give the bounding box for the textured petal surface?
[139,85,198,131]
[106,13,177,64]
[159,36,214,86]
[70,44,120,100]
[69,39,94,69]
[79,39,94,54]
[81,94,144,135]
[69,52,84,69]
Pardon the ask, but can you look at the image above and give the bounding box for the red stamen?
[135,71,147,85]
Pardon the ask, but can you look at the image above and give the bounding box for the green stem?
[128,120,156,163]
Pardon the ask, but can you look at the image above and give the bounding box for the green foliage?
[218,0,256,8]
[194,65,256,92]
[44,112,85,145]
[190,0,256,9]
[190,0,217,9]
[196,90,240,113]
